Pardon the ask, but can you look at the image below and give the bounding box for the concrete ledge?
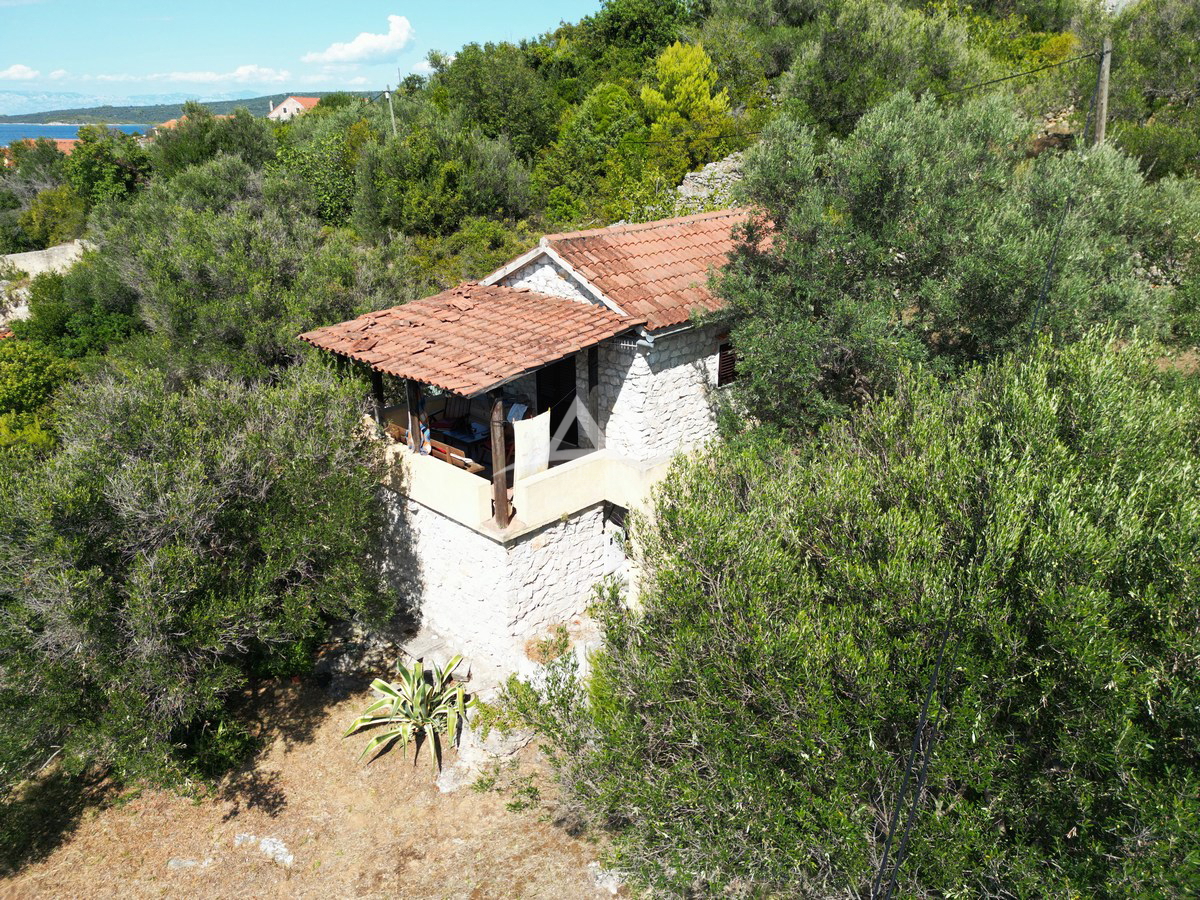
[384,443,494,530]
[508,449,672,540]
[373,411,674,543]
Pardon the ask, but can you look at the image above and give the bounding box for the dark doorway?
[537,356,578,447]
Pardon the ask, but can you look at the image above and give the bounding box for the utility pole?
[1094,36,1112,144]
[384,86,398,139]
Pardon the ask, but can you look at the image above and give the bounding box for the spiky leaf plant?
[344,655,475,770]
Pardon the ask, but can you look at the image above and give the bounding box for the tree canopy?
[0,363,394,791]
[509,334,1200,895]
[715,91,1200,433]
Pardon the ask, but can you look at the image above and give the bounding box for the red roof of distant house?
[4,137,78,158]
[543,208,751,331]
[290,96,321,110]
[300,283,642,396]
[0,328,14,340]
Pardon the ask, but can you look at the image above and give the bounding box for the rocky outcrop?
[1029,105,1078,157]
[0,239,86,328]
[675,151,745,215]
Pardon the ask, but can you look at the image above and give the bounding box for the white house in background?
[267,96,321,122]
[300,208,748,673]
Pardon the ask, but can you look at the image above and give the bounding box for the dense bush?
[0,338,74,418]
[716,91,1200,433]
[782,0,997,134]
[0,338,75,455]
[10,262,140,360]
[15,186,86,249]
[354,114,532,238]
[434,42,564,160]
[90,156,411,377]
[150,102,277,179]
[509,334,1200,894]
[62,125,150,208]
[0,362,395,791]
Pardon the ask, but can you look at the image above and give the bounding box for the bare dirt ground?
[0,679,619,899]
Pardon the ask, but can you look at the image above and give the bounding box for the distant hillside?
[0,92,344,125]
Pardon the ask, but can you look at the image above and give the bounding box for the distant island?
[0,92,343,125]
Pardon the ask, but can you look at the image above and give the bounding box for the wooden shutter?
[717,341,738,386]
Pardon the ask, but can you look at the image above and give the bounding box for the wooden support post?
[490,396,510,528]
[405,379,421,448]
[370,369,386,425]
[587,346,602,449]
[1094,36,1112,145]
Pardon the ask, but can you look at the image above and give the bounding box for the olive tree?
[508,333,1200,895]
[0,361,396,791]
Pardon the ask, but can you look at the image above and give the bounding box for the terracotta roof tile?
[300,283,642,395]
[0,327,13,340]
[543,208,750,330]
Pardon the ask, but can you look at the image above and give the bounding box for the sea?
[0,123,152,148]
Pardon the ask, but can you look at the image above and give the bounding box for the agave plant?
[344,655,475,770]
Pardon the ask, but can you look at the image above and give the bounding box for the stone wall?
[1,240,86,327]
[398,494,512,657]
[393,491,626,674]
[596,326,723,460]
[500,256,592,304]
[500,253,724,460]
[675,151,745,216]
[508,504,615,640]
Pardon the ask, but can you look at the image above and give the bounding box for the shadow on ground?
[0,494,426,873]
[0,769,110,876]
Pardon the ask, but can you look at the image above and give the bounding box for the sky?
[0,0,602,102]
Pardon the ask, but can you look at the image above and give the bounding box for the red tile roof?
[300,283,642,396]
[0,328,14,340]
[292,97,321,110]
[4,137,78,157]
[544,208,750,331]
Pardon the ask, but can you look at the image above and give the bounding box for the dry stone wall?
[1,240,86,327]
[391,491,626,674]
[596,327,723,460]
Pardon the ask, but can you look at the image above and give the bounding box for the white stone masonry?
[392,493,625,675]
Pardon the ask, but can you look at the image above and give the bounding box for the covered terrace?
[300,282,643,528]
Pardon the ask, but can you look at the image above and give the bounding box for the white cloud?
[0,64,39,80]
[93,65,290,85]
[411,60,435,75]
[302,15,414,64]
[160,64,290,84]
[48,69,68,80]
[347,76,369,86]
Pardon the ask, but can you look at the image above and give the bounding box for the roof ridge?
[544,207,751,243]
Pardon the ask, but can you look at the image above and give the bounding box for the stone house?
[301,208,747,673]
[267,96,321,122]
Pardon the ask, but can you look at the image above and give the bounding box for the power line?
[869,50,1104,900]
[936,51,1098,100]
[623,50,1097,146]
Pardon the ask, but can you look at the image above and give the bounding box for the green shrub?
[0,339,75,417]
[184,719,261,779]
[12,264,141,359]
[509,333,1200,895]
[718,91,1200,434]
[345,656,475,770]
[17,185,87,249]
[0,362,396,791]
